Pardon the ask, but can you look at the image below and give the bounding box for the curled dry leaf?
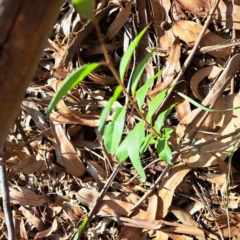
[147,37,181,99]
[190,66,223,101]
[50,120,85,177]
[177,93,240,167]
[156,162,190,219]
[106,1,132,41]
[172,20,230,59]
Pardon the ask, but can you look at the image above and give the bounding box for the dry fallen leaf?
[1,187,47,206]
[19,206,46,231]
[190,66,223,101]
[34,218,58,240]
[156,162,190,219]
[172,20,230,59]
[106,2,131,41]
[50,120,85,177]
[147,37,181,99]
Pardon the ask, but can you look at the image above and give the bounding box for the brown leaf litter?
[2,0,240,239]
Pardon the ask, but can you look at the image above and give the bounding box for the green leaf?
[46,63,100,118]
[140,133,153,155]
[136,70,162,110]
[103,106,127,155]
[162,127,174,138]
[98,85,123,134]
[116,136,129,163]
[126,121,146,179]
[146,88,168,123]
[175,90,240,112]
[73,214,88,240]
[155,138,173,165]
[73,0,94,21]
[131,50,154,96]
[119,26,148,81]
[154,104,177,132]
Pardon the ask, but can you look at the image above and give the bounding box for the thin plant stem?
[93,20,161,137]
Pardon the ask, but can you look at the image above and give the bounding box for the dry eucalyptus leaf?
[156,162,190,218]
[50,120,85,177]
[190,66,223,101]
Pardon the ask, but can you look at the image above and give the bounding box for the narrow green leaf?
[98,85,123,134]
[140,133,153,155]
[146,88,168,123]
[73,0,94,21]
[155,139,173,165]
[175,90,240,112]
[116,136,129,163]
[46,63,99,118]
[154,104,177,132]
[73,214,88,240]
[104,106,127,155]
[126,121,146,179]
[119,26,148,81]
[136,70,162,110]
[131,50,154,96]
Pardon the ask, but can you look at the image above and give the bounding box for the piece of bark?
[0,0,63,147]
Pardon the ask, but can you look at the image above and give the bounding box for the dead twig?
[130,154,179,211]
[153,0,221,122]
[76,163,123,239]
[0,147,15,240]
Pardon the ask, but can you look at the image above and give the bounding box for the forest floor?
[2,0,240,239]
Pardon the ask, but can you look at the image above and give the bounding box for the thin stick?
[0,147,15,240]
[130,154,179,211]
[153,0,220,121]
[77,163,123,239]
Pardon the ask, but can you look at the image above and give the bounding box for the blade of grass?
[175,90,240,112]
[73,214,88,240]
